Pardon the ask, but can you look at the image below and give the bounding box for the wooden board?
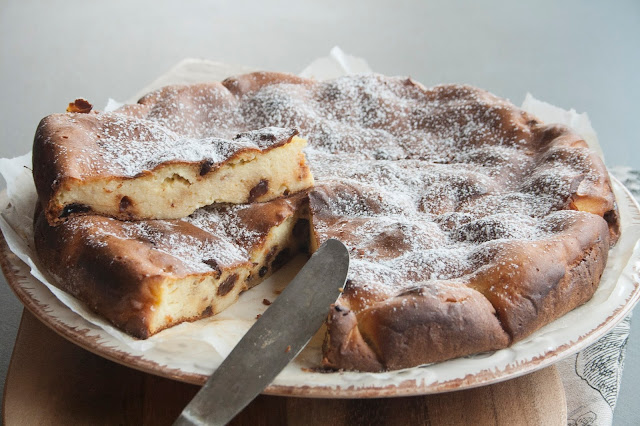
[3,310,567,425]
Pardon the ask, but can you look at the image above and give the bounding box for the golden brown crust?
[324,284,511,371]
[32,111,309,225]
[469,212,610,341]
[322,212,610,371]
[33,194,308,338]
[323,305,384,372]
[31,72,621,371]
[34,207,176,338]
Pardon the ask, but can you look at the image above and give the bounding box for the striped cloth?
[559,167,639,426]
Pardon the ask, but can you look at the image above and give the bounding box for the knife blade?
[174,238,349,426]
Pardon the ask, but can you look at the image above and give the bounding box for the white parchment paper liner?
[2,47,640,392]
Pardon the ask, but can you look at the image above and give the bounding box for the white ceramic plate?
[2,177,639,398]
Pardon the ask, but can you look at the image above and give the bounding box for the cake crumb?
[66,98,93,113]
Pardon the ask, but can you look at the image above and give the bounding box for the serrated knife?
[174,238,349,426]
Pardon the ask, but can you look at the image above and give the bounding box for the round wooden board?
[3,310,567,425]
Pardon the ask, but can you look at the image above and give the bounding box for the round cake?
[32,72,620,371]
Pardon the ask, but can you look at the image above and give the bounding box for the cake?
[34,194,309,338]
[34,95,314,225]
[32,72,620,371]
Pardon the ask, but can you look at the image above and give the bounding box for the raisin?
[248,179,269,202]
[119,196,133,212]
[217,274,238,296]
[271,248,290,270]
[258,266,269,277]
[199,159,215,176]
[203,259,222,278]
[59,203,90,218]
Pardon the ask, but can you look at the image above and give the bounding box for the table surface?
[1,1,639,423]
[4,310,568,425]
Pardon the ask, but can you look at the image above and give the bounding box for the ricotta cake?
[34,194,309,338]
[34,97,313,225]
[32,72,620,371]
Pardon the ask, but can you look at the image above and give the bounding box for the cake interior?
[146,206,310,336]
[53,136,313,222]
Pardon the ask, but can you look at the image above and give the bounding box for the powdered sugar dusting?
[184,203,262,251]
[52,73,613,309]
[64,207,263,275]
[69,112,297,177]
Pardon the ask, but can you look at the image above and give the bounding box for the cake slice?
[34,194,310,338]
[33,112,313,225]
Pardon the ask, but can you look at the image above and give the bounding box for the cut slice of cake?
[33,194,310,338]
[33,116,313,225]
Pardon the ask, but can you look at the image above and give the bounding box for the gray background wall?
[1,0,638,423]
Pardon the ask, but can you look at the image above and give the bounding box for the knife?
[174,238,349,426]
